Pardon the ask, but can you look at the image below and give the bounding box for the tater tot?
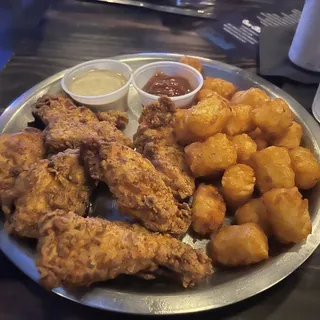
[180,56,203,73]
[185,133,237,178]
[174,109,198,145]
[230,88,270,108]
[191,184,226,236]
[224,104,255,136]
[251,98,294,137]
[248,128,269,150]
[197,88,229,103]
[263,187,312,244]
[235,198,272,236]
[222,164,255,207]
[202,77,237,99]
[186,96,232,140]
[229,134,257,164]
[210,223,269,266]
[289,146,320,189]
[272,121,303,149]
[250,146,295,194]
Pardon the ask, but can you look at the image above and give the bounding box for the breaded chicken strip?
[37,210,213,289]
[0,128,45,198]
[133,97,195,199]
[82,141,191,235]
[2,149,93,238]
[33,95,131,152]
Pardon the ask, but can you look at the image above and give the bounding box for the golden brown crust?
[34,95,131,152]
[262,188,312,244]
[210,223,269,266]
[0,128,45,199]
[36,210,213,289]
[289,146,320,189]
[191,184,226,236]
[2,149,93,238]
[250,146,295,194]
[82,141,192,235]
[133,97,195,199]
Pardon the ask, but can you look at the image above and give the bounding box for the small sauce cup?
[132,61,203,108]
[61,59,133,112]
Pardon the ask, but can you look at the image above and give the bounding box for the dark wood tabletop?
[0,0,319,319]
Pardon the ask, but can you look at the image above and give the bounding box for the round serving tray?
[1,53,320,315]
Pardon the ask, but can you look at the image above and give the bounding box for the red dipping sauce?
[143,72,192,97]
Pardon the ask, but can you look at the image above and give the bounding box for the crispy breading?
[0,128,45,198]
[33,95,131,152]
[82,141,192,235]
[2,149,93,238]
[133,97,195,199]
[36,210,213,289]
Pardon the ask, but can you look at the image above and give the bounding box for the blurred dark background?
[0,0,55,68]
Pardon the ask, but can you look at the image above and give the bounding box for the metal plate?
[1,53,320,315]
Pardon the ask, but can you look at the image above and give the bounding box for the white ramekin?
[61,59,133,112]
[132,61,203,108]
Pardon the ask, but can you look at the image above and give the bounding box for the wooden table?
[0,1,319,319]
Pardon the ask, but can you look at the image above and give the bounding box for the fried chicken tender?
[0,128,45,198]
[180,56,203,73]
[36,210,213,289]
[210,223,269,266]
[230,88,270,108]
[229,134,257,165]
[272,121,302,149]
[235,198,272,236]
[222,164,255,207]
[251,146,295,194]
[185,96,232,140]
[2,149,92,238]
[252,98,294,137]
[263,188,312,244]
[202,77,237,99]
[34,95,131,152]
[224,104,255,136]
[191,184,226,236]
[248,128,269,150]
[82,141,191,235]
[133,97,195,199]
[289,147,320,189]
[185,133,237,178]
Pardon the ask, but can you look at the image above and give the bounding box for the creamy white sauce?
[69,69,127,96]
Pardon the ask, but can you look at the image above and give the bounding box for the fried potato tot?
[186,96,232,140]
[289,147,320,189]
[191,184,226,236]
[251,146,295,194]
[174,109,198,146]
[180,56,202,73]
[202,77,237,100]
[235,198,272,236]
[263,188,312,244]
[252,98,294,137]
[248,128,269,150]
[197,89,229,103]
[222,164,255,207]
[185,133,237,177]
[210,223,269,266]
[229,134,257,164]
[224,104,255,136]
[272,121,303,149]
[230,88,270,108]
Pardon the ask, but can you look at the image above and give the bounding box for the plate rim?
[1,52,320,315]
